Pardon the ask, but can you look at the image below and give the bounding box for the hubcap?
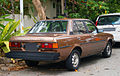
[72,53,79,67]
[106,44,111,55]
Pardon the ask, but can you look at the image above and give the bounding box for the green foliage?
[0,0,11,14]
[69,13,80,18]
[12,26,32,36]
[0,19,31,54]
[66,0,110,21]
[0,15,14,22]
[57,16,65,19]
[107,0,120,13]
[0,41,10,53]
[0,0,35,16]
[66,0,120,22]
[32,16,38,23]
[0,19,20,53]
[40,0,47,2]
[0,14,31,54]
[0,14,14,33]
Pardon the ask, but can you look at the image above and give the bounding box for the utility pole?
[20,0,24,33]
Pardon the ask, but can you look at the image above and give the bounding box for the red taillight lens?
[48,43,52,48]
[95,21,98,26]
[41,43,58,48]
[9,42,21,47]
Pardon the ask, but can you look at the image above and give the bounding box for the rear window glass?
[97,15,120,25]
[29,20,68,33]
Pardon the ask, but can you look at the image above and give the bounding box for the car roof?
[96,13,120,21]
[98,13,120,17]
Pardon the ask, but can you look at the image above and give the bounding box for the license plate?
[25,43,38,52]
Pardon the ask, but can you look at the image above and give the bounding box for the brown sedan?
[6,19,114,70]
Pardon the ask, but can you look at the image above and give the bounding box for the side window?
[51,22,63,32]
[72,21,87,35]
[85,21,97,33]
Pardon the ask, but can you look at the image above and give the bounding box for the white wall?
[3,14,39,30]
[28,0,57,19]
[45,0,56,18]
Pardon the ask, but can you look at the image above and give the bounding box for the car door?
[84,20,105,55]
[72,20,95,57]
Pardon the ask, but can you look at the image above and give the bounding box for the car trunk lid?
[10,33,66,42]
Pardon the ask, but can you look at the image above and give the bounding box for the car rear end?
[6,19,69,62]
[6,36,60,61]
[96,13,120,42]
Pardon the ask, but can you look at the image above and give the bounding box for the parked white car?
[96,13,120,42]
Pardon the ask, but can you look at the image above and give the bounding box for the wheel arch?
[72,46,82,55]
[108,39,112,44]
[63,46,83,61]
[107,35,114,46]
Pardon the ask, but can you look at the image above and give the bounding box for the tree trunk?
[32,0,46,20]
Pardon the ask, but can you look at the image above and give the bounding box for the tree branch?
[32,0,46,20]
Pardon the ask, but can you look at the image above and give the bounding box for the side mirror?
[98,29,104,33]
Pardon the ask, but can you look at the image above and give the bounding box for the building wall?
[28,0,57,19]
[3,14,37,30]
[45,0,56,18]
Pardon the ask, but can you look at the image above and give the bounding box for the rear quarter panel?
[97,33,114,50]
[55,35,90,61]
[55,36,77,61]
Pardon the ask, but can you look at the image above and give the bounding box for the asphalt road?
[0,43,120,76]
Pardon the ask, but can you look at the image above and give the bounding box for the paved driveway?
[0,44,120,76]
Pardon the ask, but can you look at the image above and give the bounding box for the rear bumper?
[5,51,60,61]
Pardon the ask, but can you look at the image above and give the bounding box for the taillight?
[95,21,98,26]
[53,43,58,48]
[41,43,58,49]
[9,42,21,47]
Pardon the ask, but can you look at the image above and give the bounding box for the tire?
[25,60,39,67]
[102,42,112,58]
[65,49,80,70]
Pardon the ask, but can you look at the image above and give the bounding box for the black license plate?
[25,43,38,52]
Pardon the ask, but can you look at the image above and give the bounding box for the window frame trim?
[83,20,99,34]
[71,20,88,35]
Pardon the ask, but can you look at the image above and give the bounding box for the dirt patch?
[0,57,28,71]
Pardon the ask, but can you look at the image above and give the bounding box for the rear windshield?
[29,20,68,33]
[97,15,120,25]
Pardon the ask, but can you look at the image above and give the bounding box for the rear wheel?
[25,60,39,67]
[65,49,80,70]
[102,42,112,58]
